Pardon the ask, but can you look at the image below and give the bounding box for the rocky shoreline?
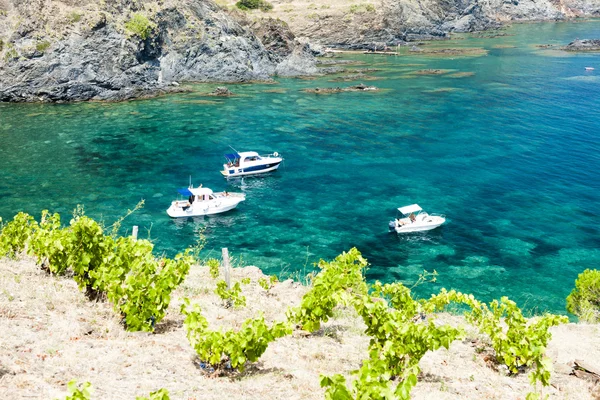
[0,0,599,102]
[0,0,317,102]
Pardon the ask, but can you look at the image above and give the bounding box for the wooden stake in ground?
[222,248,231,290]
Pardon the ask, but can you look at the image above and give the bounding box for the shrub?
[236,0,273,12]
[0,212,38,258]
[567,269,600,322]
[36,40,51,52]
[67,12,82,23]
[124,13,155,40]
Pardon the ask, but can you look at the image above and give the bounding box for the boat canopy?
[224,153,240,160]
[398,204,422,215]
[177,187,213,196]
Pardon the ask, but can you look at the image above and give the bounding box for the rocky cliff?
[0,0,317,102]
[1,0,600,102]
[238,0,600,48]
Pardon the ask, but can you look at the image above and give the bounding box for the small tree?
[567,269,600,323]
[125,13,155,40]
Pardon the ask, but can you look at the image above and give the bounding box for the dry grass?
[1,257,599,399]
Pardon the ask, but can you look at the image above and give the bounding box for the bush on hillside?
[566,269,600,322]
[125,13,155,40]
[236,0,273,12]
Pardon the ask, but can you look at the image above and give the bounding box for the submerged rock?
[563,39,600,52]
[208,87,235,96]
[304,83,378,93]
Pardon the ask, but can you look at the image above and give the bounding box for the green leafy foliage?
[206,258,220,279]
[181,298,291,371]
[0,209,193,333]
[215,280,246,308]
[29,210,70,275]
[321,280,461,400]
[0,212,38,258]
[97,237,194,331]
[258,274,278,290]
[125,13,155,40]
[429,289,567,396]
[288,247,368,332]
[67,216,114,296]
[136,388,170,400]
[566,269,600,323]
[59,381,169,400]
[36,40,50,52]
[67,12,82,23]
[235,0,273,12]
[241,277,251,285]
[61,380,93,400]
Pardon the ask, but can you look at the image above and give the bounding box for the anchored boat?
[166,186,245,218]
[221,151,283,178]
[389,204,446,233]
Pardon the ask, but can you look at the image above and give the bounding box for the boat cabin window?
[244,156,260,162]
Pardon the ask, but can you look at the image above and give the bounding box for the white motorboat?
[221,151,283,178]
[389,204,446,233]
[166,186,245,218]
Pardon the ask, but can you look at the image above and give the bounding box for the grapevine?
[181,298,291,372]
[215,280,246,308]
[288,247,368,332]
[0,212,39,258]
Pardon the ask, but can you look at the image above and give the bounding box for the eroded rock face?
[0,0,317,102]
[274,0,600,48]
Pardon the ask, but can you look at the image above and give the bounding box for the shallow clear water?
[1,21,599,313]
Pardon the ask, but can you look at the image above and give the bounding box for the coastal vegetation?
[1,210,597,398]
[567,269,600,323]
[0,209,194,332]
[124,13,156,40]
[236,0,274,12]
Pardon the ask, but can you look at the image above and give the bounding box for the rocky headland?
[224,0,600,48]
[0,0,317,102]
[1,0,600,102]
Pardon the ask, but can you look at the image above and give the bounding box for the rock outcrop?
[259,0,600,48]
[564,39,600,51]
[0,0,317,102]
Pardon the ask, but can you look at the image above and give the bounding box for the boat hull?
[166,196,244,218]
[221,160,282,178]
[390,216,445,233]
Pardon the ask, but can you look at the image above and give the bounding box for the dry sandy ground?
[1,257,599,400]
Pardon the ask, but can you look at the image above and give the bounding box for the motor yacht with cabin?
[389,204,446,233]
[166,185,245,218]
[221,151,283,178]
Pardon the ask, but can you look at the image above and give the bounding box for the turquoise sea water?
[1,21,599,314]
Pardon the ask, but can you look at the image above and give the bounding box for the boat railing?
[215,192,245,199]
[262,152,281,158]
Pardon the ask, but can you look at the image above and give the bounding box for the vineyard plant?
[0,210,194,332]
[0,210,572,398]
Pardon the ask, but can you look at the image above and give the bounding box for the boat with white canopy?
[221,151,283,178]
[166,186,245,218]
[389,204,446,233]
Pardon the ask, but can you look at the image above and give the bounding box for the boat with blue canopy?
[166,185,245,218]
[221,151,283,178]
